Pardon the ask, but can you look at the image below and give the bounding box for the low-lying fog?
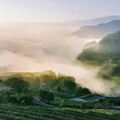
[0,23,110,95]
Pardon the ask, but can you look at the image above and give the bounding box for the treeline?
[0,71,91,105]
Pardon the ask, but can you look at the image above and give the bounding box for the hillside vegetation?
[77,31,120,65]
[0,71,119,119]
[77,31,120,93]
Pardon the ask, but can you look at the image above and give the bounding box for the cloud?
[0,23,112,95]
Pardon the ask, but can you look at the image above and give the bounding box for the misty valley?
[0,1,120,119]
[0,19,120,119]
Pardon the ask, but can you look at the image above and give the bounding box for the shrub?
[39,89,54,103]
[5,76,29,93]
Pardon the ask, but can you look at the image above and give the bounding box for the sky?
[0,0,120,22]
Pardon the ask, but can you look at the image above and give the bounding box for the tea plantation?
[0,104,120,120]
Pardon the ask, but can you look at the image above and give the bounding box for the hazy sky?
[0,0,120,22]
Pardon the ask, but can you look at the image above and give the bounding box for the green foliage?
[100,31,120,54]
[39,89,54,103]
[0,72,84,103]
[98,61,115,79]
[57,99,84,108]
[8,94,33,104]
[77,48,110,65]
[0,104,119,120]
[0,92,9,103]
[94,97,120,107]
[77,31,120,65]
[112,63,120,76]
[4,76,29,93]
[0,72,78,96]
[0,92,33,104]
[58,75,76,93]
[39,70,58,87]
[38,72,77,95]
[76,86,91,96]
[98,61,120,80]
[38,72,77,96]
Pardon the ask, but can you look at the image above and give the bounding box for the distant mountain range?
[73,20,120,38]
[64,15,120,27]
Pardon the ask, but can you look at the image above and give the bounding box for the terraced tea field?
[0,104,120,120]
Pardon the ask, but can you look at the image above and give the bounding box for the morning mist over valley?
[0,0,120,119]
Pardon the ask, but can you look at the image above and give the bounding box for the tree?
[5,76,29,93]
[76,87,91,96]
[39,70,58,88]
[112,63,120,76]
[58,75,77,93]
[8,94,33,104]
[39,89,54,103]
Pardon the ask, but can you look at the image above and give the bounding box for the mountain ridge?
[74,20,120,38]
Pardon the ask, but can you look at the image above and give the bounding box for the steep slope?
[77,31,120,64]
[99,31,120,53]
